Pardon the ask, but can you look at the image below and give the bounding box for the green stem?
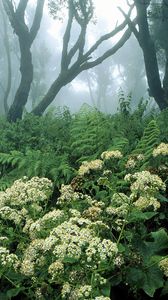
[144,255,168,270]
[4,275,18,288]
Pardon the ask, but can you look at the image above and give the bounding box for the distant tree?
[2,0,45,122]
[31,0,134,117]
[0,0,12,114]
[119,0,168,110]
[3,0,134,121]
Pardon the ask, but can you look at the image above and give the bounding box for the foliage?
[0,140,168,299]
[0,103,166,192]
[130,119,160,169]
[0,149,74,190]
[69,105,113,165]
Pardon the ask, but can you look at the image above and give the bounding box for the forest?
[0,0,168,299]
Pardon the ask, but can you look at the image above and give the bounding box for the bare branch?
[16,0,29,17]
[82,6,133,60]
[29,0,45,44]
[118,6,139,42]
[61,6,74,71]
[80,28,132,70]
[2,0,15,26]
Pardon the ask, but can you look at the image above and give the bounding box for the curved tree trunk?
[135,1,168,110]
[7,38,33,121]
[2,0,45,122]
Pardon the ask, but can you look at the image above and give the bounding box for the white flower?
[78,159,103,176]
[153,143,168,157]
[159,258,168,277]
[101,150,123,160]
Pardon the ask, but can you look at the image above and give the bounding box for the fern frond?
[132,120,160,161]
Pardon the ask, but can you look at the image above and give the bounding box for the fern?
[0,150,74,190]
[131,119,160,162]
[70,107,112,164]
[108,136,129,152]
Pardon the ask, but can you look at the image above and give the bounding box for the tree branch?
[16,0,28,17]
[80,28,132,70]
[29,0,45,44]
[61,6,74,71]
[118,6,139,42]
[82,7,133,60]
[2,0,15,26]
[2,0,29,37]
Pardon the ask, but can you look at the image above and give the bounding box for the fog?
[0,0,153,117]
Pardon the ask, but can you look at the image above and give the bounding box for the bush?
[0,143,168,299]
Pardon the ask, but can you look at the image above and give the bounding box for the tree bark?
[2,0,45,122]
[7,38,33,121]
[0,0,12,114]
[135,0,168,110]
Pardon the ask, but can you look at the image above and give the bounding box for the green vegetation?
[0,102,168,299]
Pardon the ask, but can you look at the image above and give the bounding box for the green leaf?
[0,293,8,300]
[126,267,164,297]
[157,194,168,203]
[128,211,157,222]
[101,282,111,297]
[6,287,25,299]
[147,229,168,255]
[142,267,163,297]
[63,256,78,264]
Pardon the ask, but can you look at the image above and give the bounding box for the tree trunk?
[7,38,33,122]
[32,68,80,116]
[2,0,45,122]
[0,0,11,114]
[135,1,168,110]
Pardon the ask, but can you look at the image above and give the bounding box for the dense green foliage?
[0,101,168,299]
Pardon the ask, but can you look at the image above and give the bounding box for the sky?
[47,0,132,36]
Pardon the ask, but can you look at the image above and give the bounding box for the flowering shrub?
[153,143,168,157]
[0,149,168,299]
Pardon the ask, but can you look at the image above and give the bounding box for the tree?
[0,0,12,115]
[2,0,45,122]
[119,0,168,110]
[32,0,133,116]
[3,0,134,121]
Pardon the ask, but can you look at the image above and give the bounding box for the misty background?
[0,0,153,116]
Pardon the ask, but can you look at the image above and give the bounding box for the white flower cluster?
[48,260,64,281]
[86,237,118,263]
[57,184,80,205]
[101,150,123,160]
[78,159,103,176]
[28,209,65,239]
[20,239,45,276]
[0,247,19,270]
[125,154,144,169]
[114,254,124,267]
[125,171,166,196]
[125,157,136,169]
[42,219,94,260]
[158,258,168,277]
[75,285,92,299]
[0,206,23,225]
[61,282,71,298]
[153,143,168,157]
[111,193,130,206]
[106,193,130,218]
[0,177,53,208]
[124,171,165,211]
[106,205,128,218]
[134,196,160,211]
[82,206,102,221]
[93,273,107,285]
